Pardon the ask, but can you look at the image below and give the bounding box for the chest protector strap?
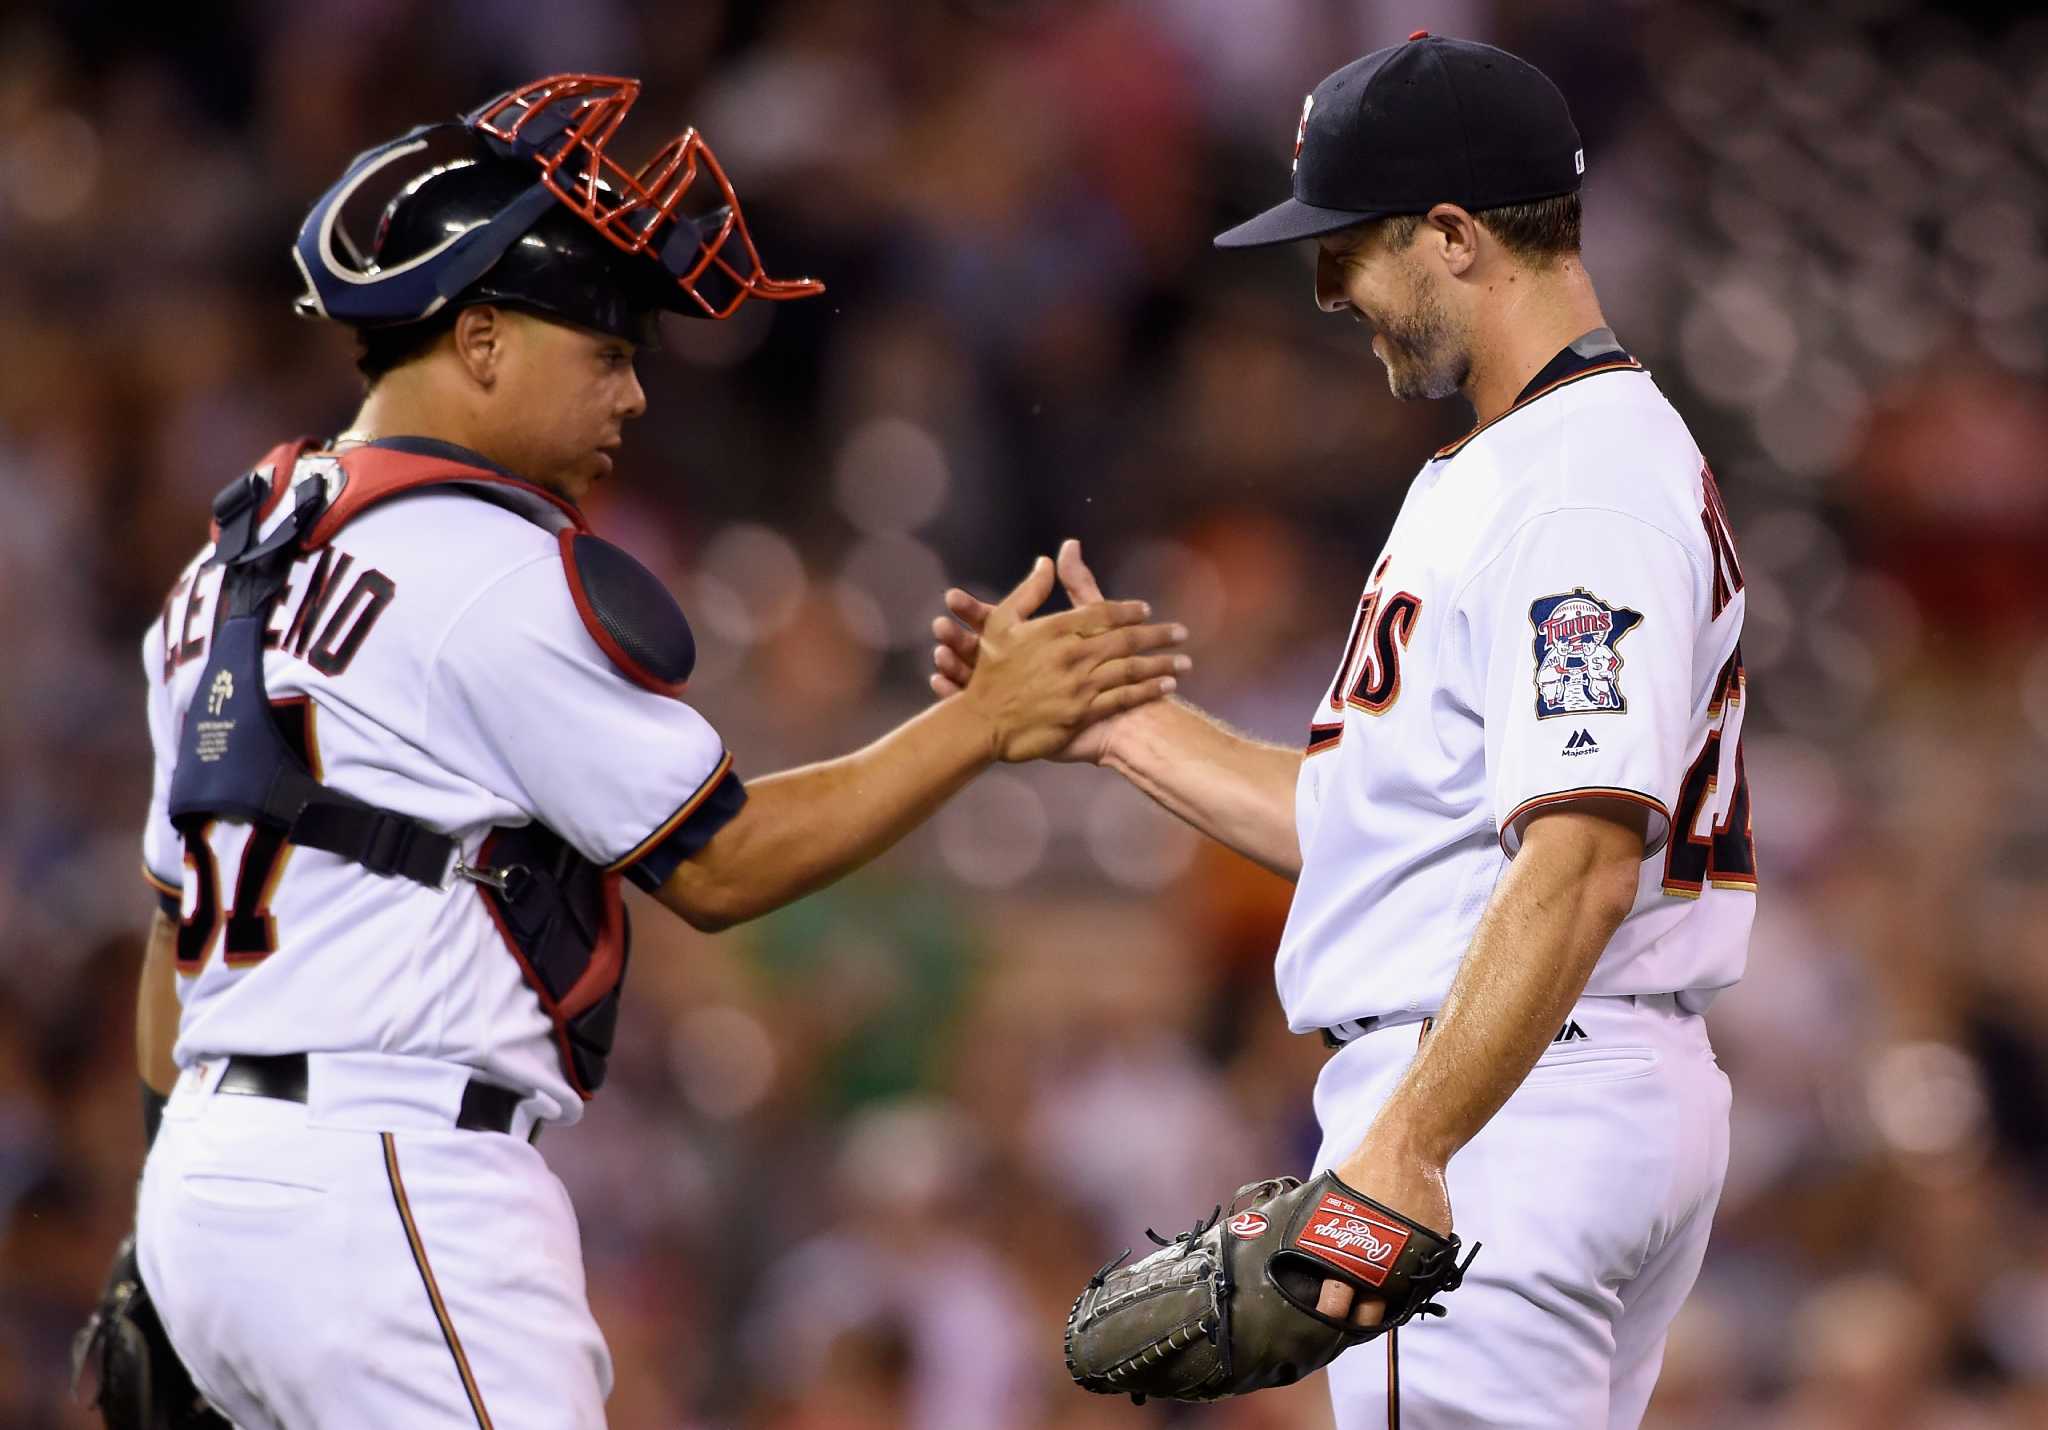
[166,467,457,887]
[166,440,638,1097]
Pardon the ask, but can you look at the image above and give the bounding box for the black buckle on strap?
[208,472,270,566]
[211,471,267,526]
[289,800,455,888]
[360,812,416,877]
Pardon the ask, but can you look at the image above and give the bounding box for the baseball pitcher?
[935,35,1754,1429]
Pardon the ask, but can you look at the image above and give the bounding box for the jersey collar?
[360,435,528,481]
[1431,328,1642,462]
[299,436,590,548]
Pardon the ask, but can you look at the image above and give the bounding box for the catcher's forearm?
[1356,807,1643,1165]
[1100,699,1304,878]
[656,697,993,931]
[138,911,180,1096]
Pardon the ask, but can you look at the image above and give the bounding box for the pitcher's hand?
[957,555,1188,763]
[937,541,1184,764]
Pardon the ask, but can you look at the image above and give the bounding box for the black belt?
[216,1054,529,1137]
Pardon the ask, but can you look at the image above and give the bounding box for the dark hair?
[352,307,461,385]
[1382,191,1581,264]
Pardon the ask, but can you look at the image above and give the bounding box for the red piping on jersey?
[1432,358,1644,462]
[1499,786,1671,856]
[304,445,588,549]
[141,862,181,898]
[557,529,688,697]
[606,751,734,873]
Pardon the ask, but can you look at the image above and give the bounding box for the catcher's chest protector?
[167,440,685,1097]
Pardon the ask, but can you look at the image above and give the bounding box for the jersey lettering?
[1663,650,1756,897]
[162,546,395,679]
[1349,592,1422,712]
[1700,464,1744,621]
[177,699,319,971]
[307,570,397,676]
[176,579,208,668]
[286,551,354,659]
[176,817,224,973]
[1308,572,1423,752]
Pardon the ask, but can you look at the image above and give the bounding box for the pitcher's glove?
[72,1236,227,1430]
[1064,1170,1477,1403]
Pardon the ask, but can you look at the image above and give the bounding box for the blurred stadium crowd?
[4,0,2047,1424]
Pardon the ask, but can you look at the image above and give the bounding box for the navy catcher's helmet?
[293,74,822,338]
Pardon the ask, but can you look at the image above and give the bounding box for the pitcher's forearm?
[1101,700,1304,878]
[1355,808,1643,1167]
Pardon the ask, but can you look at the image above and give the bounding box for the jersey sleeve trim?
[142,862,181,898]
[620,768,746,894]
[606,752,737,874]
[1499,787,1673,860]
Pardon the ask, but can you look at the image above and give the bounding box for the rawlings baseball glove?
[72,1236,227,1430]
[1065,1170,1476,1403]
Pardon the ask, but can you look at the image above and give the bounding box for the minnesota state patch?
[1529,588,1642,718]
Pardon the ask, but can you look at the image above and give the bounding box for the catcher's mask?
[293,73,823,339]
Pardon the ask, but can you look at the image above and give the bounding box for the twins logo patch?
[1292,92,1315,172]
[1227,1210,1270,1240]
[1294,1192,1409,1287]
[1529,588,1642,720]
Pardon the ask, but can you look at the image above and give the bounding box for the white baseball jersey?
[140,438,742,1126]
[1274,335,1755,1032]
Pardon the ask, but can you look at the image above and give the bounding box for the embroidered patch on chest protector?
[1529,588,1642,719]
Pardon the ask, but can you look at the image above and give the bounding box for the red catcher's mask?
[471,73,824,320]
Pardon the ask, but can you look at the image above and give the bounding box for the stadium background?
[4,0,2047,1424]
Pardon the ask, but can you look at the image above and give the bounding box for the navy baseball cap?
[1214,32,1584,249]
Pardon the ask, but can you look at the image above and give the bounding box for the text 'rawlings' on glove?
[1064,1169,1477,1404]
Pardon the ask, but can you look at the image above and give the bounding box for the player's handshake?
[933,540,1171,766]
[948,553,1189,763]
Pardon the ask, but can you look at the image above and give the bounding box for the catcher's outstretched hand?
[936,540,1178,765]
[957,555,1189,763]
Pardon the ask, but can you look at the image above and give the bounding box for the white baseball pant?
[1312,993,1730,1429]
[137,1053,609,1429]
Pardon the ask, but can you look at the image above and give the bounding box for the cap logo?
[1292,92,1315,173]
[1574,148,1585,175]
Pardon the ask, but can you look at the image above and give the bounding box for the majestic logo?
[1227,1210,1270,1240]
[1553,1019,1589,1043]
[1292,92,1315,172]
[1529,589,1642,719]
[1563,728,1599,755]
[1294,1192,1410,1286]
[206,669,235,716]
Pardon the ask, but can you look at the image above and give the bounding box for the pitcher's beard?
[1371,282,1468,402]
